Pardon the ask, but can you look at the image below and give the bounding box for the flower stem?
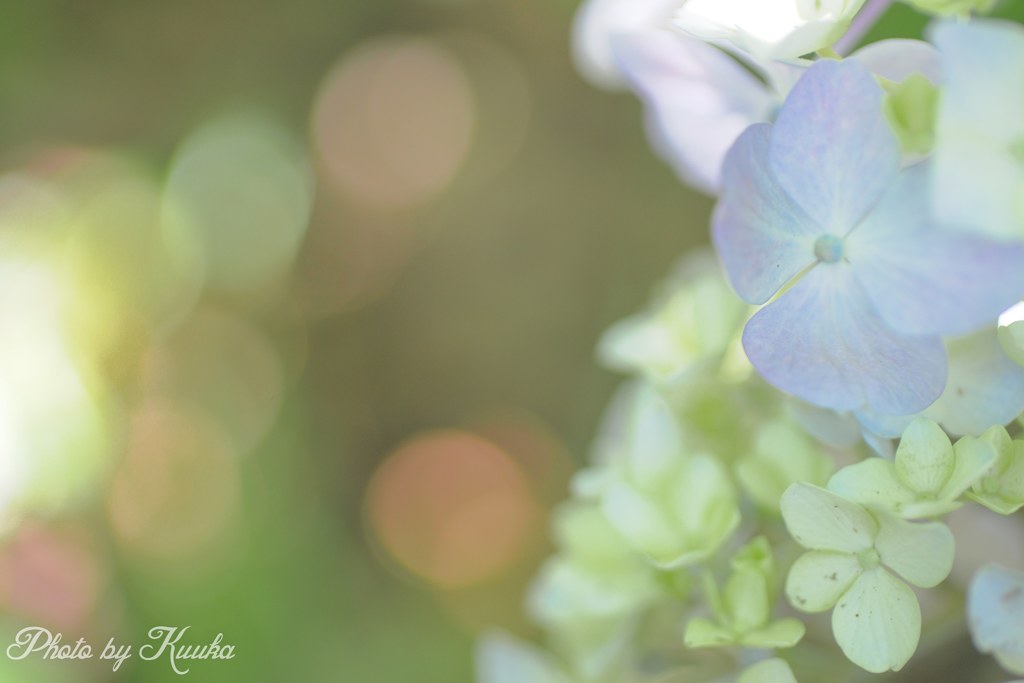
[835,0,896,55]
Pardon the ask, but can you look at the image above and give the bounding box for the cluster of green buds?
[477,254,1024,682]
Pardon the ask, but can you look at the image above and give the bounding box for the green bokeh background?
[1,1,1022,682]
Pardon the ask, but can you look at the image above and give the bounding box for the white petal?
[612,31,774,193]
[571,0,678,89]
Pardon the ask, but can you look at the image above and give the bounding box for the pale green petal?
[894,418,955,496]
[781,483,877,552]
[874,512,954,588]
[897,499,962,518]
[732,535,774,577]
[476,632,572,683]
[737,419,833,512]
[737,658,798,683]
[552,503,637,570]
[967,491,1024,515]
[999,319,1024,367]
[827,458,916,512]
[786,550,862,613]
[833,569,921,673]
[684,617,736,648]
[982,425,1015,476]
[725,567,771,633]
[701,570,727,624]
[602,482,680,563]
[967,439,1024,515]
[740,619,806,649]
[1000,441,1024,500]
[597,312,679,382]
[528,556,658,626]
[623,384,686,489]
[942,434,999,501]
[670,454,741,564]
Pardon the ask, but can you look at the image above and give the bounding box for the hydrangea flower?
[855,328,1024,438]
[735,418,833,513]
[931,20,1024,240]
[597,252,748,386]
[673,0,868,61]
[528,503,662,680]
[570,0,679,89]
[714,58,1024,416]
[781,483,954,673]
[827,418,995,518]
[576,383,740,568]
[613,36,938,192]
[967,564,1024,676]
[685,537,805,649]
[964,426,1024,515]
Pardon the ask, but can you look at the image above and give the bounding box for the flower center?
[814,234,844,263]
[857,547,881,571]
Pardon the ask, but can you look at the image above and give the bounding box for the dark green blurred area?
[0,1,710,682]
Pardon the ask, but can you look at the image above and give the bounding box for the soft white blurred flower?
[968,565,1024,676]
[931,19,1024,239]
[673,0,869,60]
[571,0,679,89]
[528,503,661,681]
[572,0,936,193]
[597,252,749,383]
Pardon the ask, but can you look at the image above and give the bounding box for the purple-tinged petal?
[713,124,819,304]
[789,399,862,448]
[856,329,1024,438]
[742,264,946,415]
[571,0,679,89]
[847,164,1024,337]
[769,59,901,233]
[855,409,913,441]
[850,39,941,84]
[612,32,774,193]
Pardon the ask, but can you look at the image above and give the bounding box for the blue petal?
[713,123,819,304]
[742,264,946,415]
[769,60,901,233]
[855,409,913,440]
[847,163,1024,337]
